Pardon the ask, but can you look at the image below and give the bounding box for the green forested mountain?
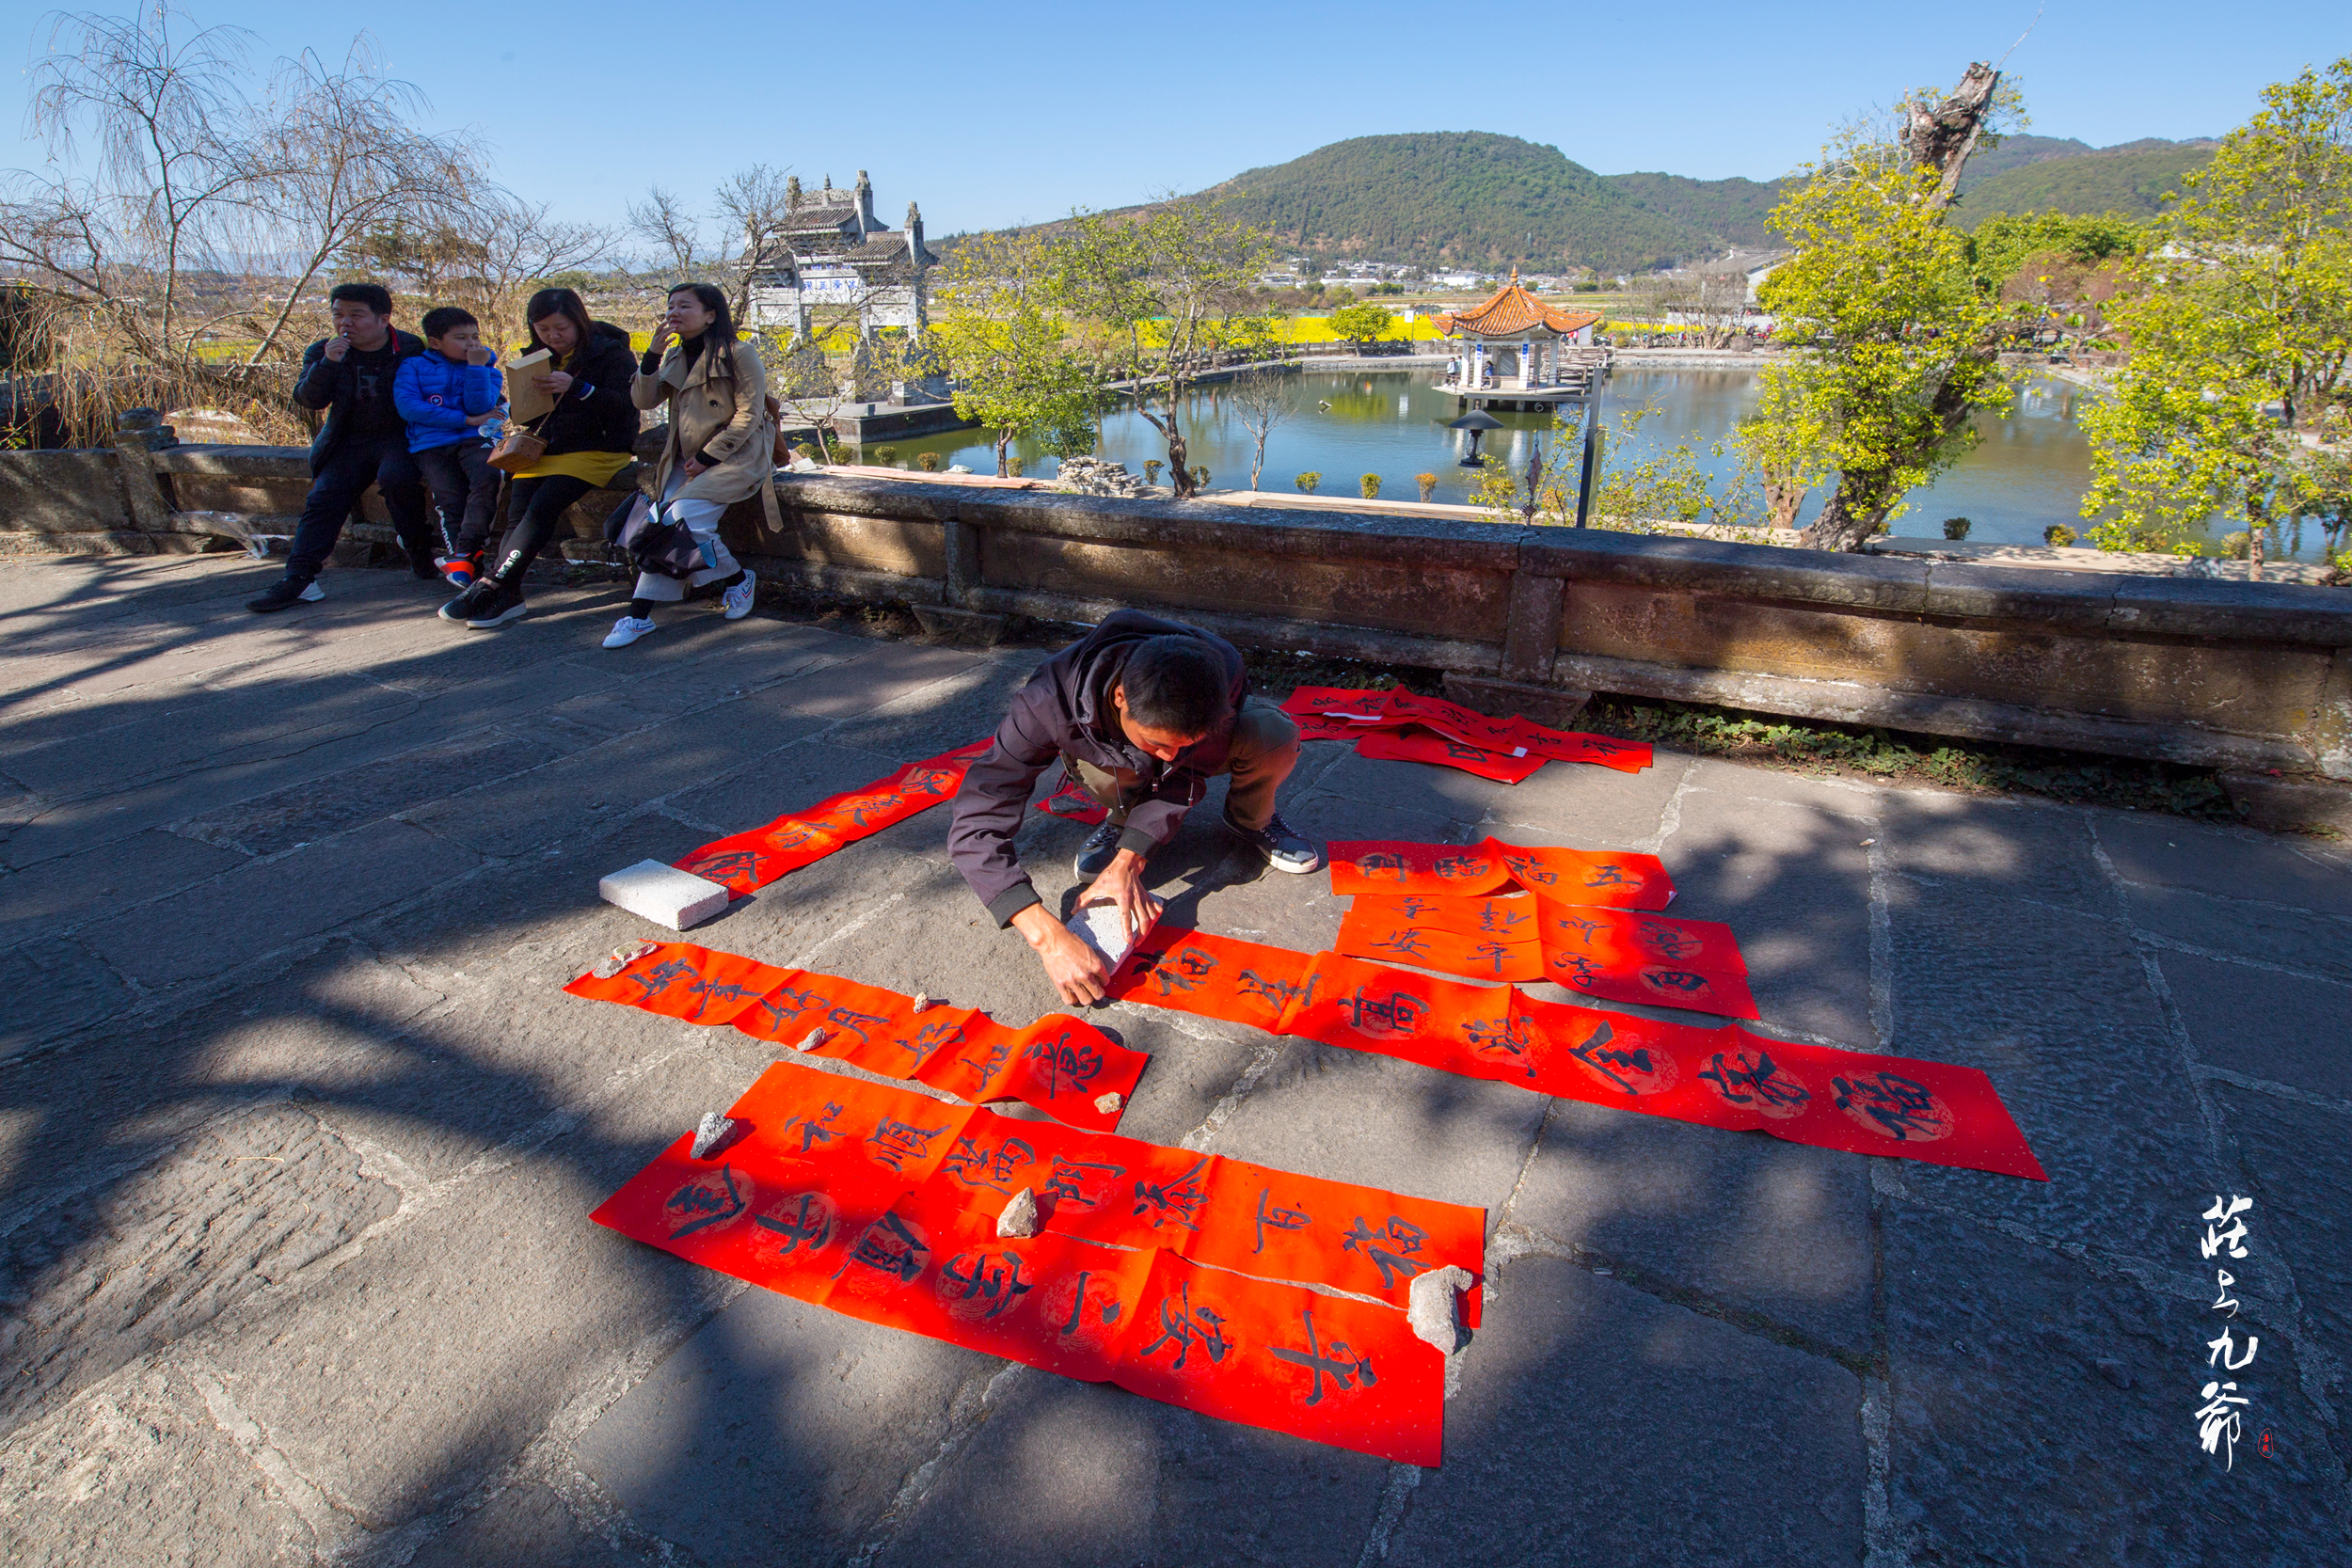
[949,131,2215,273]
[1957,136,2216,224]
[1598,170,1789,251]
[1199,133,1719,273]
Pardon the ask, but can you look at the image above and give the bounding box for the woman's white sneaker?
[602,615,657,649]
[723,570,756,620]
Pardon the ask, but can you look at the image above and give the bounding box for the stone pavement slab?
[0,553,2343,1566]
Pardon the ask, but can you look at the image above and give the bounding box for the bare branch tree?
[1226,366,1294,490]
[713,164,798,321]
[627,186,701,279]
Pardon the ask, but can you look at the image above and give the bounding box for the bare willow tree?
[1,4,575,443]
[628,164,799,317]
[1226,366,1295,490]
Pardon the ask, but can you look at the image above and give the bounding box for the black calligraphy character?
[1700,1050,1809,1110]
[1341,1215,1428,1289]
[1567,1021,1657,1096]
[1236,968,1314,1016]
[1394,895,1439,920]
[1477,903,1532,936]
[1044,1156,1126,1211]
[685,975,761,1021]
[777,1100,846,1153]
[1502,853,1560,888]
[1431,853,1488,881]
[1137,1281,1233,1371]
[754,1193,833,1254]
[1133,1156,1212,1231]
[1058,1269,1124,1334]
[825,1005,893,1046]
[1469,941,1517,977]
[750,985,824,1037]
[1372,927,1435,960]
[1462,1012,1536,1076]
[1253,1186,1313,1253]
[1831,1071,1943,1139]
[682,849,761,887]
[843,1212,929,1284]
[1552,914,1608,947]
[1024,1030,1106,1097]
[1354,851,1408,883]
[664,1164,746,1238]
[1640,969,1712,998]
[942,1250,1033,1320]
[894,1018,963,1067]
[847,792,907,829]
[1634,918,1703,961]
[624,958,697,1002]
[1132,947,1203,997]
[958,1037,1012,1085]
[1551,952,1608,990]
[943,1133,1038,1193]
[1583,863,1636,889]
[900,766,957,797]
[866,1117,947,1173]
[1334,988,1427,1038]
[764,820,824,852]
[1269,1307,1376,1405]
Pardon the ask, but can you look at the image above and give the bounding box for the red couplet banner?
[673,740,993,896]
[1336,893,1761,1021]
[1106,927,2046,1181]
[565,944,1148,1132]
[591,1062,1481,1463]
[1281,686,1654,775]
[1328,837,1676,911]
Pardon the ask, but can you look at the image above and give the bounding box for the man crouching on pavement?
[948,610,1323,1007]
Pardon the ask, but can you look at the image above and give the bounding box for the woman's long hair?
[523,287,599,367]
[666,282,738,344]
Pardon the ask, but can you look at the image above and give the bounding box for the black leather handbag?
[601,490,703,578]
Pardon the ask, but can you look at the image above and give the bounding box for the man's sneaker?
[464,579,528,629]
[1073,820,1124,879]
[247,578,324,613]
[602,614,657,649]
[437,578,493,623]
[1226,811,1321,874]
[437,555,477,590]
[723,569,756,620]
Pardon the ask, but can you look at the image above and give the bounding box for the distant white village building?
[746,170,939,341]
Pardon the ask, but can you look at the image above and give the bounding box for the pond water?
[876,367,2313,558]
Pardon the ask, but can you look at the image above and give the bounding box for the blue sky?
[8,0,2347,242]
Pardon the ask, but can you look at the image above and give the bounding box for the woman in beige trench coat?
[602,282,777,648]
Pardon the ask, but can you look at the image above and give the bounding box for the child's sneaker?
[437,555,477,590]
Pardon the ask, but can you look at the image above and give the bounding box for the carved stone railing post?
[107,406,178,534]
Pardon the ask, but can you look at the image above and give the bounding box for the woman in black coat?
[443,287,643,628]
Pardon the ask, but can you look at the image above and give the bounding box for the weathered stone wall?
[5,443,2349,782]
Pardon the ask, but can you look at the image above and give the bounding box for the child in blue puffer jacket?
[394,307,505,588]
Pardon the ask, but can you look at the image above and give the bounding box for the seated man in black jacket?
[948,610,1321,1006]
[248,282,437,613]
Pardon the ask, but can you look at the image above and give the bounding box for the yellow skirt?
[510,449,633,485]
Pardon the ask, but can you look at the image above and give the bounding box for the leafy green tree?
[1743,65,2019,550]
[931,230,1102,478]
[1327,301,1393,352]
[2078,57,2352,577]
[1047,203,1274,498]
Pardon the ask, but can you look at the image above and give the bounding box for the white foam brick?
[599,859,732,931]
[1066,896,1156,971]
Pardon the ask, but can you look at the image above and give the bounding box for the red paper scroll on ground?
[565,943,1147,1132]
[592,1062,1481,1462]
[1328,837,1675,910]
[1282,686,1653,775]
[674,740,991,896]
[1336,894,1760,1020]
[1106,927,2046,1181]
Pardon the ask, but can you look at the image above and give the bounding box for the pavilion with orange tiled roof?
[1434,270,1603,401]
